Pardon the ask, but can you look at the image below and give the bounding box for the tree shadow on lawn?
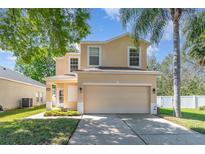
[160,108,205,121]
[0,118,79,145]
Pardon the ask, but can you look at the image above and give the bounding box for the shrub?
[44,109,80,116]
[199,106,205,110]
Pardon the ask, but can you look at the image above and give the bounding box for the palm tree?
[120,8,197,118]
[183,11,205,66]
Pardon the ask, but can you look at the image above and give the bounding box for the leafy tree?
[149,54,173,96]
[148,53,205,96]
[15,56,55,83]
[147,54,160,71]
[0,8,90,63]
[120,8,200,117]
[183,11,205,66]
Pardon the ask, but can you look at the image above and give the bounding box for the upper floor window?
[88,46,100,66]
[128,47,140,67]
[70,58,78,72]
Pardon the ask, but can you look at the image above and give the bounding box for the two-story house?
[45,33,160,114]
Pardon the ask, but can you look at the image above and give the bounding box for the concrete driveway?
[69,114,205,145]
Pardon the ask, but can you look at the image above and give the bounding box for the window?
[88,47,100,66]
[129,47,140,67]
[59,90,64,103]
[36,92,39,102]
[70,58,78,72]
[40,92,43,103]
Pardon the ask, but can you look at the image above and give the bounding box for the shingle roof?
[80,33,151,45]
[0,65,46,88]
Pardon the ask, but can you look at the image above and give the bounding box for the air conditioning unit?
[0,105,3,112]
[20,98,33,108]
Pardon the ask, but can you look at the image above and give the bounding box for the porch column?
[46,82,53,102]
[77,84,84,113]
[64,84,68,108]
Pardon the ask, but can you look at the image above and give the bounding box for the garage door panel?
[84,85,150,113]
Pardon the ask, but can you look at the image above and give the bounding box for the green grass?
[0,118,79,144]
[44,108,80,116]
[160,108,205,134]
[0,105,46,122]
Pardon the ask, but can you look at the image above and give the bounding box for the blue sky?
[0,8,174,70]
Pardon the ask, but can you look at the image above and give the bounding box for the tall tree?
[183,11,205,66]
[0,8,90,63]
[147,54,160,71]
[120,8,199,117]
[15,56,55,84]
[153,53,205,96]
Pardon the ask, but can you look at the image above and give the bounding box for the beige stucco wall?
[80,35,149,70]
[0,79,46,110]
[55,82,78,110]
[78,72,158,112]
[55,53,80,75]
[55,35,149,75]
[56,57,67,75]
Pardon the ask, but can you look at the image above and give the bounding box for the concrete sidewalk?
[69,114,205,145]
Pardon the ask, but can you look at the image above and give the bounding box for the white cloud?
[102,8,120,21]
[147,45,159,56]
[8,56,17,61]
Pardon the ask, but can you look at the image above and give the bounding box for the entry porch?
[45,74,78,110]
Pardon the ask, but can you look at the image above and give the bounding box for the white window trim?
[36,92,39,103]
[128,46,141,68]
[87,46,101,67]
[68,56,80,72]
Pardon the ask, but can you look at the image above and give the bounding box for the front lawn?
[0,105,45,122]
[160,108,205,134]
[0,118,79,144]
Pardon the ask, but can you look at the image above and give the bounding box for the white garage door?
[84,85,150,113]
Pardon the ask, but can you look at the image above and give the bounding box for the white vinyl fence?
[157,95,205,108]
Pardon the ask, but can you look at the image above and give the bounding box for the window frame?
[87,46,101,67]
[59,89,64,104]
[40,92,43,103]
[36,92,39,102]
[128,46,141,68]
[68,56,80,72]
[69,57,79,72]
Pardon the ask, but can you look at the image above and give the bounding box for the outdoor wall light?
[79,87,82,93]
[152,88,156,94]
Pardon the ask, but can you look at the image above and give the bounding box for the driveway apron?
[69,114,205,145]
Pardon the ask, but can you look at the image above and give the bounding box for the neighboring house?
[0,66,46,110]
[46,33,160,114]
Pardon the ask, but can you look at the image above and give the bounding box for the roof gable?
[80,33,151,45]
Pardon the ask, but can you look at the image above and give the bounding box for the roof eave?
[80,33,151,46]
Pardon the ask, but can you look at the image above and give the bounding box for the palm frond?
[183,10,205,64]
[120,8,169,44]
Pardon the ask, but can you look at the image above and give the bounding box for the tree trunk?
[171,9,182,118]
